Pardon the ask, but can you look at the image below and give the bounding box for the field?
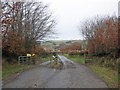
[41,40,81,49]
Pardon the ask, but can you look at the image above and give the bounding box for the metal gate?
[18,56,31,65]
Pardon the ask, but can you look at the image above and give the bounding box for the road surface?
[3,55,108,88]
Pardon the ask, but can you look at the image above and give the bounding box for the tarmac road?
[3,55,108,88]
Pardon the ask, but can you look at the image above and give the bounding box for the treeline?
[59,42,85,56]
[60,42,82,53]
[60,42,82,52]
[79,15,119,58]
[59,15,119,58]
[1,2,56,62]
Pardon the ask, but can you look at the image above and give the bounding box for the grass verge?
[50,61,63,70]
[64,54,85,64]
[2,56,51,79]
[2,64,32,79]
[88,64,118,88]
[64,54,118,88]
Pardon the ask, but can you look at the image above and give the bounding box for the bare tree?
[22,2,56,52]
[1,1,56,54]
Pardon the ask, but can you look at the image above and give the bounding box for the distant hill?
[41,40,82,49]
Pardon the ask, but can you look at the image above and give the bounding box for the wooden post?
[18,56,20,65]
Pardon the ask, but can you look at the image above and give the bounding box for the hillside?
[41,40,82,49]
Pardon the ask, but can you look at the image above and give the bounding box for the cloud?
[38,0,118,40]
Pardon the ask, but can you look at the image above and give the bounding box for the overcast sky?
[38,0,119,40]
